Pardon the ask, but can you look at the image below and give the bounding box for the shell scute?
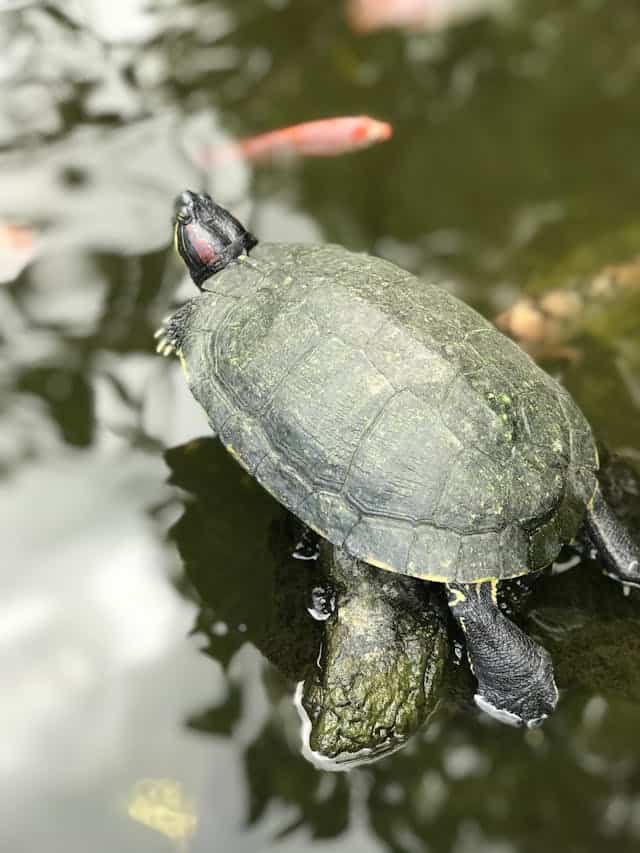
[344,517,413,573]
[433,447,508,533]
[296,490,359,544]
[215,289,323,414]
[457,531,503,579]
[528,490,585,570]
[406,525,462,580]
[254,451,312,515]
[440,373,515,459]
[263,336,395,490]
[508,446,565,524]
[344,389,462,522]
[366,321,458,396]
[218,411,271,475]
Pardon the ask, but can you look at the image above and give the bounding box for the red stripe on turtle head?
[184,222,220,265]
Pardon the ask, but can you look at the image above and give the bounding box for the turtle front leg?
[446,580,558,727]
[585,484,640,588]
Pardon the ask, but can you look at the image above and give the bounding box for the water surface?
[3,2,640,852]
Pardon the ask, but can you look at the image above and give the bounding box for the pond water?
[3,1,640,852]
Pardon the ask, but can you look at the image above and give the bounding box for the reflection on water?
[2,0,640,851]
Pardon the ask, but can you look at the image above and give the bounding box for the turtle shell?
[169,243,598,583]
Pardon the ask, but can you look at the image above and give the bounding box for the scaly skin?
[300,544,448,765]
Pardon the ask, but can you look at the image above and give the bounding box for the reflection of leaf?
[186,683,243,736]
[94,248,171,353]
[245,721,349,839]
[41,2,85,34]
[166,438,283,669]
[99,368,145,412]
[166,438,321,676]
[17,365,95,446]
[128,778,197,846]
[189,604,248,669]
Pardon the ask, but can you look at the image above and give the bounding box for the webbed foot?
[447,580,558,727]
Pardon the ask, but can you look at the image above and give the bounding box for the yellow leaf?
[128,778,197,845]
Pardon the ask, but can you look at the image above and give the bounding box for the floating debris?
[128,778,197,848]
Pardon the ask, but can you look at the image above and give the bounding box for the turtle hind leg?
[447,580,558,727]
[585,485,640,588]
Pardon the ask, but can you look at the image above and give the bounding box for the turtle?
[156,190,640,728]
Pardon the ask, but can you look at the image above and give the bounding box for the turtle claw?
[154,309,182,358]
[623,584,632,598]
[154,332,176,357]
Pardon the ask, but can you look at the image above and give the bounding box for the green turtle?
[156,190,640,727]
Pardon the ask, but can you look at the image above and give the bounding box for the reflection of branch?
[0,0,41,12]
[616,351,640,410]
[186,683,243,737]
[41,0,132,47]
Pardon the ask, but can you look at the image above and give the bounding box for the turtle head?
[173,190,257,289]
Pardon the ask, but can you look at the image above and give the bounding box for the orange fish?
[0,223,35,284]
[198,116,393,165]
[348,0,428,31]
[347,0,507,33]
[0,223,33,250]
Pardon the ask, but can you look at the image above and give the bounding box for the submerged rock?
[298,543,448,769]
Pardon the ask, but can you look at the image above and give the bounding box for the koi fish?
[347,0,509,33]
[348,0,429,31]
[0,223,35,284]
[198,116,392,165]
[0,223,33,250]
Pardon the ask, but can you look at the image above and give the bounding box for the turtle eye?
[175,207,192,224]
